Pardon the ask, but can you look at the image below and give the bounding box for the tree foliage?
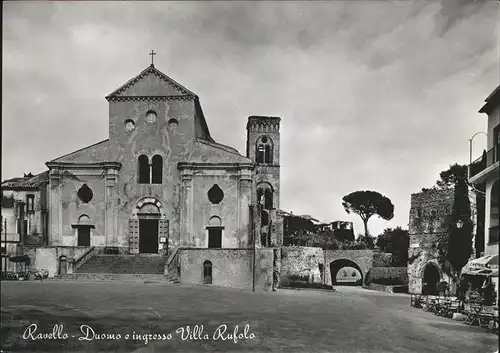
[376,227,410,266]
[342,191,394,237]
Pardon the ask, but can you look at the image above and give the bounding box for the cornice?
[46,162,122,170]
[178,162,254,171]
[106,65,197,100]
[105,95,195,102]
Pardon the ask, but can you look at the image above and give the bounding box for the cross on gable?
[149,50,156,65]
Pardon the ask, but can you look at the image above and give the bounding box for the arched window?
[255,136,274,164]
[138,155,150,184]
[151,155,163,184]
[203,260,212,284]
[256,145,265,164]
[265,145,273,163]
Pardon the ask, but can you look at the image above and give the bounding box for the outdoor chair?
[464,302,483,326]
[444,300,461,318]
[478,306,497,330]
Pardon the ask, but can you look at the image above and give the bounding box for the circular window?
[77,184,93,203]
[207,184,224,204]
[124,119,135,131]
[168,118,179,131]
[145,110,157,123]
[261,136,268,143]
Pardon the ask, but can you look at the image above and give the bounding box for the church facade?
[13,64,283,290]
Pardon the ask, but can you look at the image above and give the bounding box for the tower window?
[255,136,273,164]
[257,183,273,210]
[151,155,163,184]
[138,155,150,184]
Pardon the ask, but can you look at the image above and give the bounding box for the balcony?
[488,226,499,245]
[468,144,499,183]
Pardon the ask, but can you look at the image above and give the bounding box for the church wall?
[191,173,249,248]
[108,99,196,249]
[179,248,274,291]
[59,172,106,246]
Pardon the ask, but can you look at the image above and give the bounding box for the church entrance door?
[139,219,159,254]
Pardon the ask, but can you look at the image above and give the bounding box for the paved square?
[1,282,498,352]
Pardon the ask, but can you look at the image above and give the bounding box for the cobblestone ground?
[1,281,498,353]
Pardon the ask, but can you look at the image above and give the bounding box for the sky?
[2,1,499,238]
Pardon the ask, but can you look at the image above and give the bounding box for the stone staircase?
[52,254,179,284]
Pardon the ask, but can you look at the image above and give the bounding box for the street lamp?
[456,220,464,229]
[469,132,487,164]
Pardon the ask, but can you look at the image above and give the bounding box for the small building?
[1,172,49,271]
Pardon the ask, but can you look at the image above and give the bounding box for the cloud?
[2,1,498,237]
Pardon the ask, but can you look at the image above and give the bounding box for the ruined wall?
[407,189,455,293]
[280,246,324,284]
[179,248,274,291]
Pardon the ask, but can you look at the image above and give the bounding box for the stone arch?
[256,182,274,210]
[208,216,222,227]
[134,197,164,218]
[78,214,91,225]
[329,258,364,286]
[420,260,443,295]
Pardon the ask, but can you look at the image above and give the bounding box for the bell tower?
[246,116,282,247]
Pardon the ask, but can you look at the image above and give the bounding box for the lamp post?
[469,132,487,164]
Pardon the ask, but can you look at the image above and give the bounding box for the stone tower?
[246,116,282,247]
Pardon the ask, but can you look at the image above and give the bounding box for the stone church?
[7,62,283,290]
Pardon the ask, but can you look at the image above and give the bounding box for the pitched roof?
[106,64,197,100]
[479,85,500,114]
[1,171,49,189]
[50,139,109,163]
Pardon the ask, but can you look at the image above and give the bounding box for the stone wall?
[178,248,274,291]
[407,188,455,294]
[366,267,408,284]
[21,245,92,277]
[280,246,324,284]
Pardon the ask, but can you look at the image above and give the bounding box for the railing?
[165,247,180,278]
[72,246,95,272]
[488,226,499,245]
[469,145,499,179]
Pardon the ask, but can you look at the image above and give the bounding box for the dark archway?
[59,256,67,275]
[203,260,212,284]
[329,259,363,286]
[422,262,441,295]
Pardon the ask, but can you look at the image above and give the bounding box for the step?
[50,273,179,284]
[75,255,168,275]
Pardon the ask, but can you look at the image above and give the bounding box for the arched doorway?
[422,262,441,295]
[137,202,161,254]
[59,256,67,275]
[329,259,363,286]
[203,261,212,284]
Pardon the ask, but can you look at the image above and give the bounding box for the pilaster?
[49,168,62,245]
[180,167,194,247]
[105,168,119,246]
[239,167,253,247]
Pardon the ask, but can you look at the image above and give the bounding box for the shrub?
[436,281,450,295]
[481,282,497,306]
